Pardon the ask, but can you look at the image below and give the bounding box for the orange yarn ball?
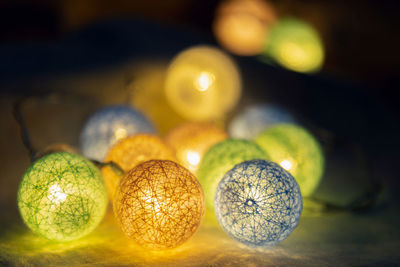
[102,134,176,200]
[114,160,205,249]
[165,122,228,173]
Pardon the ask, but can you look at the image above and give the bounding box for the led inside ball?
[213,0,277,55]
[165,122,228,173]
[17,152,108,241]
[264,17,325,73]
[114,160,205,249]
[197,139,268,211]
[165,46,242,121]
[215,159,302,247]
[229,104,296,139]
[80,105,156,161]
[102,134,176,200]
[255,123,324,196]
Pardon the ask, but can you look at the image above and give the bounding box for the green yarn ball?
[197,139,268,211]
[17,152,108,241]
[254,124,324,196]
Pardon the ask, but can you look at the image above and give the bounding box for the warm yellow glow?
[213,0,277,55]
[114,127,128,141]
[280,159,293,171]
[165,46,242,121]
[165,122,228,173]
[114,160,205,249]
[102,134,176,200]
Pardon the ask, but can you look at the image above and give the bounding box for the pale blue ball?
[228,104,296,139]
[215,159,302,247]
[80,105,155,161]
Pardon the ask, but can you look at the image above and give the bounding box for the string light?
[17,152,108,241]
[165,122,228,173]
[197,139,268,211]
[165,46,242,121]
[229,104,296,139]
[255,124,324,196]
[102,134,176,200]
[80,105,155,161]
[215,159,302,247]
[113,160,205,249]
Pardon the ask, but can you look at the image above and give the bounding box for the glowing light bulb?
[165,122,228,173]
[114,160,205,249]
[255,124,324,196]
[215,159,302,247]
[102,134,176,200]
[263,17,325,73]
[229,104,296,139]
[213,0,277,55]
[197,139,268,211]
[165,46,242,121]
[17,152,108,241]
[80,105,156,161]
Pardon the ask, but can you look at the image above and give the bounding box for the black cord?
[13,98,36,162]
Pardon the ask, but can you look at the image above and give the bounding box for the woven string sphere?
[165,122,228,173]
[17,152,108,241]
[102,134,176,200]
[215,160,302,247]
[80,105,155,161]
[114,160,205,249]
[263,17,324,73]
[165,45,242,121]
[255,124,324,196]
[229,104,296,139]
[197,139,267,211]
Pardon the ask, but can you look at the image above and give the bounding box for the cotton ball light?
[114,160,205,249]
[229,104,296,139]
[255,124,324,196]
[197,139,267,211]
[17,152,108,241]
[165,122,228,173]
[264,17,324,73]
[80,105,155,161]
[165,46,242,121]
[102,134,176,200]
[215,159,302,247]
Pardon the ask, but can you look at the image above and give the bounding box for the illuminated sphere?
[265,17,325,73]
[114,160,205,249]
[165,122,228,173]
[197,139,267,210]
[17,152,108,241]
[229,104,296,139]
[80,105,155,161]
[165,46,242,121]
[215,159,302,247]
[213,0,277,55]
[102,134,176,200]
[255,124,324,196]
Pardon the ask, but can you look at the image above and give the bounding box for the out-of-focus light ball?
[213,0,277,56]
[197,139,267,210]
[165,46,242,121]
[165,122,228,173]
[229,104,296,139]
[255,124,324,196]
[264,17,324,73]
[80,105,156,161]
[215,159,302,247]
[34,143,77,160]
[114,160,204,249]
[17,152,108,241]
[102,134,176,200]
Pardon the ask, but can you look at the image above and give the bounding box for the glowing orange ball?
[165,122,228,173]
[114,160,205,249]
[102,134,175,200]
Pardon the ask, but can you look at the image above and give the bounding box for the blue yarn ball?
[80,105,156,161]
[215,159,302,247]
[229,104,296,139]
